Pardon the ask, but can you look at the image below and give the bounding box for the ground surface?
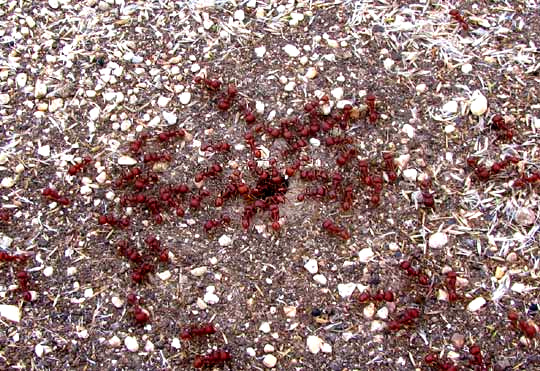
[0,0,539,370]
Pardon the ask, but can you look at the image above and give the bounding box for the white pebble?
[331,87,344,100]
[179,92,191,105]
[470,91,488,116]
[144,340,155,352]
[118,156,137,165]
[43,266,54,277]
[35,343,51,358]
[304,259,318,274]
[218,234,232,246]
[309,138,321,147]
[259,322,271,333]
[80,185,92,195]
[48,0,59,9]
[16,73,27,88]
[428,232,449,249]
[383,58,395,70]
[1,177,15,188]
[326,39,339,48]
[515,207,535,226]
[442,100,458,114]
[283,306,297,317]
[402,168,418,182]
[320,342,332,353]
[108,335,121,347]
[363,303,375,319]
[358,248,374,263]
[401,124,415,138]
[157,270,171,281]
[89,106,100,121]
[163,111,177,124]
[337,283,357,298]
[234,9,245,21]
[246,347,256,357]
[376,306,389,320]
[96,172,107,184]
[306,335,323,354]
[0,93,10,105]
[370,320,387,332]
[461,63,473,74]
[111,296,124,308]
[0,304,21,323]
[254,46,266,58]
[284,82,296,92]
[66,266,77,276]
[157,96,170,108]
[77,329,89,339]
[38,145,51,157]
[415,83,427,94]
[264,344,275,353]
[467,297,486,312]
[313,274,327,285]
[283,44,300,57]
[190,266,207,277]
[203,292,219,305]
[262,354,277,368]
[171,337,181,349]
[35,80,47,98]
[305,67,318,79]
[255,100,265,114]
[131,55,143,64]
[395,154,411,170]
[124,336,139,352]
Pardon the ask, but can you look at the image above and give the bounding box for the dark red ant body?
[193,350,231,369]
[449,9,469,31]
[180,323,216,340]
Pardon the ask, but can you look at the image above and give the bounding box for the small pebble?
[38,145,51,157]
[171,338,181,349]
[111,296,124,308]
[157,270,171,281]
[246,347,256,357]
[262,354,277,368]
[283,44,300,57]
[254,46,266,58]
[331,87,344,100]
[144,340,155,352]
[358,248,374,263]
[48,0,59,9]
[190,266,207,277]
[16,73,28,88]
[179,92,191,105]
[108,335,121,348]
[515,207,535,226]
[402,168,418,182]
[1,177,15,188]
[218,234,232,246]
[442,100,458,114]
[304,259,318,274]
[305,67,318,79]
[428,232,448,249]
[263,344,275,353]
[320,342,332,353]
[313,274,327,285]
[363,303,375,319]
[0,304,21,323]
[283,306,297,317]
[259,322,271,333]
[451,333,465,348]
[306,335,323,354]
[376,306,389,320]
[118,156,137,165]
[284,82,296,92]
[337,283,357,298]
[467,296,486,312]
[461,63,473,74]
[470,91,488,116]
[124,336,139,352]
[34,80,47,98]
[43,266,54,277]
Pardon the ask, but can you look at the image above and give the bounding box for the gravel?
[1,1,539,370]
